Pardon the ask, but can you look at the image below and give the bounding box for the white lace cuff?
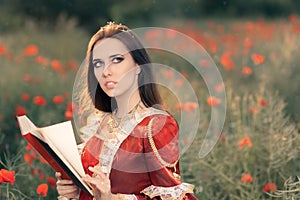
[141,183,194,200]
[116,194,137,200]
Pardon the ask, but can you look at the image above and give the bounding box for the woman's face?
[92,38,140,98]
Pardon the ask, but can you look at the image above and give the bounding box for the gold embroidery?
[107,101,142,133]
[147,118,181,181]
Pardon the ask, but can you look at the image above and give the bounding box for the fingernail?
[88,166,94,171]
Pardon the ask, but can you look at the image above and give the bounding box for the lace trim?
[116,194,138,200]
[80,107,169,175]
[141,183,195,200]
[79,110,107,142]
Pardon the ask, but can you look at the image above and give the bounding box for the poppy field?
[0,16,300,199]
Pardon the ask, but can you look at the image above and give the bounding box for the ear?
[136,65,141,75]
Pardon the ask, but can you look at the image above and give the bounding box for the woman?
[56,22,198,200]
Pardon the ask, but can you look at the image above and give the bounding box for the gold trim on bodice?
[80,107,169,175]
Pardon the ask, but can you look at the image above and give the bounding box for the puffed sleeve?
[140,115,197,200]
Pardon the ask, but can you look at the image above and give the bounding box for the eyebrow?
[92,53,125,62]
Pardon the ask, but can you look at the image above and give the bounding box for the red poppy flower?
[33,96,47,106]
[259,99,268,106]
[52,95,64,104]
[25,143,33,151]
[46,177,56,189]
[181,71,188,79]
[67,60,78,70]
[175,79,183,87]
[31,168,39,176]
[220,52,234,70]
[238,137,253,148]
[35,55,48,65]
[65,110,73,120]
[0,44,6,55]
[6,52,13,60]
[207,96,221,106]
[15,105,27,116]
[23,74,32,82]
[176,102,198,112]
[24,153,34,165]
[0,114,2,121]
[166,29,177,39]
[21,93,30,101]
[249,107,259,114]
[0,169,16,185]
[66,102,73,112]
[184,102,198,111]
[244,38,252,48]
[288,14,298,23]
[23,44,39,56]
[242,66,252,75]
[208,41,218,53]
[262,182,277,192]
[251,53,265,65]
[40,156,48,164]
[163,70,174,79]
[199,59,211,68]
[36,183,48,197]
[64,92,70,99]
[39,171,45,180]
[51,59,62,71]
[241,173,253,183]
[214,83,225,93]
[145,29,162,40]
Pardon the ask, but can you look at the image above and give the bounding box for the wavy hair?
[82,22,162,112]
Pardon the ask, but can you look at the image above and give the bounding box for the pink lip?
[104,81,117,89]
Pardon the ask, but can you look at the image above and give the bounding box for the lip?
[104,81,117,89]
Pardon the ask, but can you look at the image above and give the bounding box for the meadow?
[0,15,299,199]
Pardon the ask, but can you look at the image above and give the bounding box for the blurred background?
[1,0,300,31]
[0,0,300,199]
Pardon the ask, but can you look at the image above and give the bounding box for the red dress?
[79,108,198,200]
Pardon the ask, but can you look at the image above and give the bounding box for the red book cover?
[17,115,93,196]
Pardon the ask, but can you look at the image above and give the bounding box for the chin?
[105,92,115,98]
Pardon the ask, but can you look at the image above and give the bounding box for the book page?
[40,121,86,177]
[17,115,44,140]
[17,115,92,195]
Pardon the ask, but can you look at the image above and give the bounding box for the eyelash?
[93,56,124,68]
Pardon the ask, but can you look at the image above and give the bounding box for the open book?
[17,115,93,196]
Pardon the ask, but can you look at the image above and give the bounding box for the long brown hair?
[86,22,162,112]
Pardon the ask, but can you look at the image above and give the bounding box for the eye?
[93,60,104,68]
[112,56,124,64]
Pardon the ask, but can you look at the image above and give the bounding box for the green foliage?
[1,0,300,32]
[181,89,300,199]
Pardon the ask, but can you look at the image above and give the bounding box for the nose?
[102,63,112,77]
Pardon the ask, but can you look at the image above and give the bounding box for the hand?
[56,172,79,199]
[82,166,115,200]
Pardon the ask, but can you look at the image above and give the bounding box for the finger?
[57,186,78,194]
[55,172,62,180]
[57,179,74,185]
[57,184,78,196]
[82,176,104,189]
[88,166,107,179]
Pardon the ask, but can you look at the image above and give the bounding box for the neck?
[114,89,142,118]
